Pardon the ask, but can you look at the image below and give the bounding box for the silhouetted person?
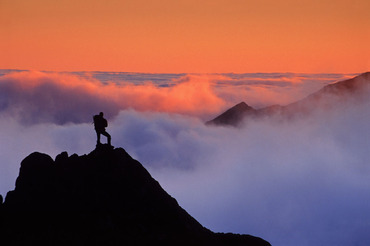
[93,112,111,146]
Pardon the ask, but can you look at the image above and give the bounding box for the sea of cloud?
[0,70,369,246]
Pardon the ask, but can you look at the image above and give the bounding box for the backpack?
[93,115,107,129]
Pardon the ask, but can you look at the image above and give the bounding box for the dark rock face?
[207,72,370,127]
[0,145,270,246]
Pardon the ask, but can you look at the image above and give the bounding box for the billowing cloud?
[0,71,368,246]
[0,71,120,125]
[1,98,370,246]
[0,71,353,126]
[0,71,225,125]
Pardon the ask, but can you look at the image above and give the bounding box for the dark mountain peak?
[0,145,270,246]
[206,101,256,127]
[234,101,251,109]
[226,102,254,114]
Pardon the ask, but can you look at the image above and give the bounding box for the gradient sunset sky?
[1,0,369,73]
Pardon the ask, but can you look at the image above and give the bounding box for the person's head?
[99,112,104,117]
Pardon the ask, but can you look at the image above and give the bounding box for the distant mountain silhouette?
[207,72,370,127]
[0,145,270,246]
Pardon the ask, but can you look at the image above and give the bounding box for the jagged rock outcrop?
[0,145,270,246]
[207,72,370,127]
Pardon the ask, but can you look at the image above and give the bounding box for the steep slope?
[207,72,370,127]
[281,71,370,117]
[0,145,270,246]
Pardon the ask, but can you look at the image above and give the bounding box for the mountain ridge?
[207,72,370,127]
[0,145,270,246]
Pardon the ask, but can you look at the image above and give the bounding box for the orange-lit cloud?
[0,71,355,125]
[0,71,226,124]
[106,74,225,115]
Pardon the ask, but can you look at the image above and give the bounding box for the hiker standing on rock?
[93,112,111,146]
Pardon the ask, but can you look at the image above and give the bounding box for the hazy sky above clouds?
[1,0,369,72]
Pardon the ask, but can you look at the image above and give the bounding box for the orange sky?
[1,0,369,73]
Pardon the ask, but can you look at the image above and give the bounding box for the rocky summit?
[0,144,270,246]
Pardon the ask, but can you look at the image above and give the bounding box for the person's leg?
[101,130,111,146]
[96,131,101,144]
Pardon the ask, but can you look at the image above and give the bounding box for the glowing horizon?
[1,0,369,73]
